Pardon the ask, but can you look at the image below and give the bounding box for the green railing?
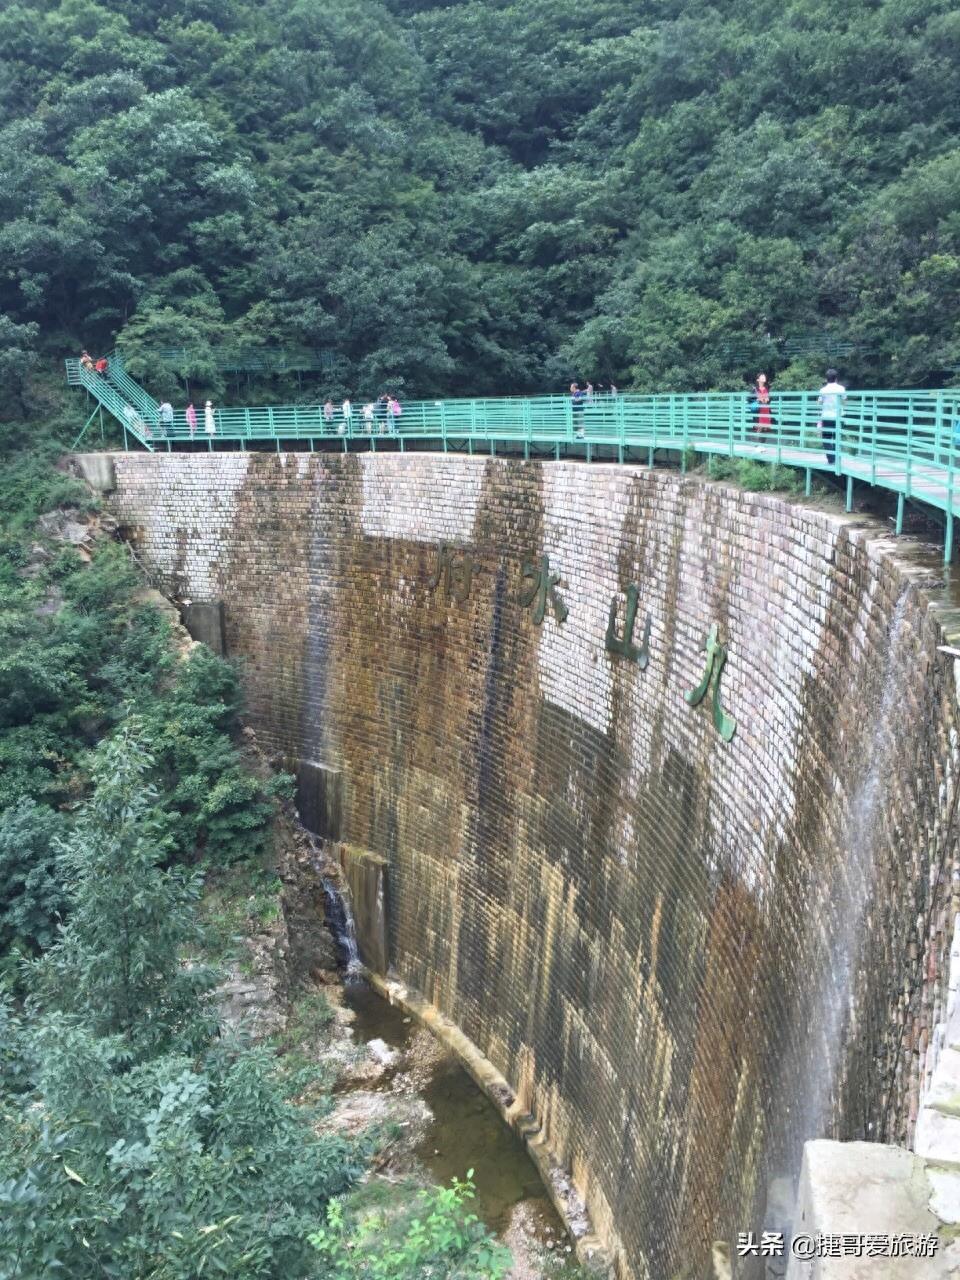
[104,355,161,426]
[65,358,960,559]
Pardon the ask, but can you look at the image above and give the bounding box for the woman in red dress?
[753,372,772,433]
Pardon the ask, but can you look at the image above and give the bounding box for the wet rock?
[368,1037,399,1067]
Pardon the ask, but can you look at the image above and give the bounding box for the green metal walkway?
[66,357,960,560]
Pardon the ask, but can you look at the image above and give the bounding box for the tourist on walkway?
[751,373,772,434]
[389,395,402,430]
[342,397,352,425]
[158,400,174,437]
[204,400,216,436]
[818,369,846,468]
[94,356,108,375]
[363,402,375,431]
[80,350,94,372]
[323,398,334,425]
[571,382,585,438]
[185,402,197,436]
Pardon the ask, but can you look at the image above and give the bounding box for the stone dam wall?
[100,452,960,1280]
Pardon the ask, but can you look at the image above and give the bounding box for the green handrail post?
[871,395,878,483]
[934,391,945,467]
[906,400,914,497]
[728,396,735,456]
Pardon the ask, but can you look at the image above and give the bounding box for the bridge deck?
[66,358,960,558]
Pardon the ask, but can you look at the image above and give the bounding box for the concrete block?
[294,759,342,842]
[180,600,226,655]
[74,452,116,493]
[787,1141,952,1280]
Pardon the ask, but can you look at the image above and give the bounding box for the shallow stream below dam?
[337,978,582,1276]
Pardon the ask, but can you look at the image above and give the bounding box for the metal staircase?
[65,356,156,450]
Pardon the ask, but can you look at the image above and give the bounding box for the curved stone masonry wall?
[104,452,960,1280]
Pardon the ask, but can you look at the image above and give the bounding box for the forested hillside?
[1,0,958,404]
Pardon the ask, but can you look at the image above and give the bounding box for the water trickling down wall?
[103,452,960,1280]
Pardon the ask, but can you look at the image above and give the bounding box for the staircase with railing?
[103,355,161,427]
[66,357,155,451]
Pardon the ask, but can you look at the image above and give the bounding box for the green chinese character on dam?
[606,583,651,668]
[520,554,568,625]
[685,623,737,742]
[428,542,473,603]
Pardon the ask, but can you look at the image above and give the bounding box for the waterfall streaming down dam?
[100,449,960,1280]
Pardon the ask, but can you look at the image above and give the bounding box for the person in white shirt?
[339,398,352,435]
[158,401,174,437]
[818,369,846,468]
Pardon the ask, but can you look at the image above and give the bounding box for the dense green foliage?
[0,433,284,882]
[1,0,958,407]
[309,1174,511,1279]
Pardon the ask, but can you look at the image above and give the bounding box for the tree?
[29,722,217,1058]
[0,799,67,960]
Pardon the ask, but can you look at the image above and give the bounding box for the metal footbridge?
[67,357,960,560]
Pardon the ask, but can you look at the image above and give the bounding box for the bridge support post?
[896,493,904,536]
[946,512,954,565]
[586,443,592,463]
[554,442,560,461]
[805,468,812,497]
[71,405,102,451]
[846,475,854,511]
[400,437,405,453]
[648,446,654,468]
[524,440,529,460]
[342,437,347,453]
[491,439,496,457]
[618,443,624,465]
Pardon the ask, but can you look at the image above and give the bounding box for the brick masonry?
[101,451,960,1280]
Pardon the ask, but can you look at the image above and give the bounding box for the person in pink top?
[185,402,197,437]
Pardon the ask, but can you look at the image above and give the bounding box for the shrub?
[0,799,67,958]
